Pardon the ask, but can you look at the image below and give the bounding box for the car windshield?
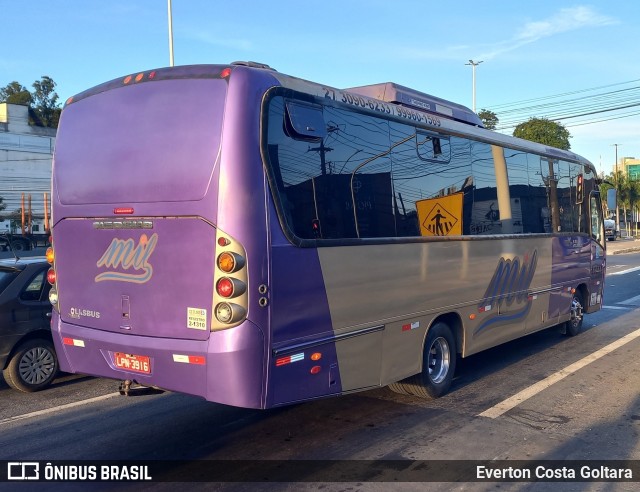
[0,269,20,295]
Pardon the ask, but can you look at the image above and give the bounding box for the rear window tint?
[0,270,19,295]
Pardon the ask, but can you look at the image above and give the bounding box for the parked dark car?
[0,257,58,392]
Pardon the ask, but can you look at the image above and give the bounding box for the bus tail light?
[47,241,59,309]
[216,277,246,298]
[217,251,245,273]
[215,302,246,324]
[212,230,250,330]
[49,288,59,306]
[47,267,59,307]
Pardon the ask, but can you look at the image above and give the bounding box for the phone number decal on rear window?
[396,106,442,127]
[321,86,442,127]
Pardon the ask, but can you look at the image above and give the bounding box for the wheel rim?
[428,336,450,384]
[570,296,583,330]
[18,347,56,385]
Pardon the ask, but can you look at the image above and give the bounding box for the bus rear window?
[54,78,227,205]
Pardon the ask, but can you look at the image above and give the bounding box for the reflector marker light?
[221,68,232,78]
[62,337,85,347]
[173,354,206,365]
[402,321,420,332]
[276,352,305,367]
[114,207,134,215]
[310,366,322,375]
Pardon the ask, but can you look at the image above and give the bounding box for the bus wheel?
[565,290,584,337]
[390,322,456,399]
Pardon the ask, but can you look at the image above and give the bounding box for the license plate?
[114,352,151,374]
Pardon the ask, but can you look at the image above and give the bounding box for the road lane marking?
[0,392,121,425]
[609,266,640,276]
[619,294,640,305]
[478,327,640,419]
[602,305,632,310]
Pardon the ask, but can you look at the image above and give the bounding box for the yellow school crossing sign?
[416,193,463,236]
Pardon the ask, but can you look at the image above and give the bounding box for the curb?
[610,247,640,255]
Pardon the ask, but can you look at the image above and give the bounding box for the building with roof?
[0,103,55,234]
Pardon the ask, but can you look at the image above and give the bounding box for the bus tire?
[565,290,584,337]
[388,382,412,396]
[391,322,456,399]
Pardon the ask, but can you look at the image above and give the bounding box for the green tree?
[513,117,571,150]
[0,81,32,106]
[0,76,61,128]
[31,76,61,128]
[477,109,498,130]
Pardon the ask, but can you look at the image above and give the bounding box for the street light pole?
[168,0,175,67]
[613,143,621,232]
[465,60,483,112]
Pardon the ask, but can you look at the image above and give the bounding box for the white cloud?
[475,6,618,60]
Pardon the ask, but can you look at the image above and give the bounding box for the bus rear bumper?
[51,313,266,409]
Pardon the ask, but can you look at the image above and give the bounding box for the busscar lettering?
[95,233,158,284]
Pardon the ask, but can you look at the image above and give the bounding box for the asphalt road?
[1,243,640,491]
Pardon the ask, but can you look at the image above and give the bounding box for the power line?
[487,78,640,131]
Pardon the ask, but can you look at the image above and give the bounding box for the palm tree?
[629,179,640,237]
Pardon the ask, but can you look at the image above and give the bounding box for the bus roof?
[346,82,484,127]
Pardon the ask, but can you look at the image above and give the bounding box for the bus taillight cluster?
[46,245,59,307]
[212,233,248,329]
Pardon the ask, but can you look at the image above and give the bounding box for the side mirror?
[607,188,617,211]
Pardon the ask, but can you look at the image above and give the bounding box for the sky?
[2,1,639,175]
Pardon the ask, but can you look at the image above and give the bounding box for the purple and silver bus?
[48,62,605,408]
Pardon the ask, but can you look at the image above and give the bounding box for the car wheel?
[3,339,59,392]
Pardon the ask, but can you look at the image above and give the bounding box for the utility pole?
[465,60,483,112]
[308,142,333,175]
[168,0,175,66]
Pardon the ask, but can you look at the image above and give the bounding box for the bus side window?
[416,131,451,163]
[284,101,327,141]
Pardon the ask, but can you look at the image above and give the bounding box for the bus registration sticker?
[114,353,151,374]
[187,308,207,330]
